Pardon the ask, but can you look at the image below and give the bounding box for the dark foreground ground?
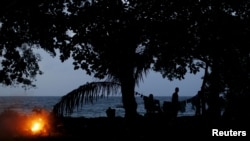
[1,115,249,140]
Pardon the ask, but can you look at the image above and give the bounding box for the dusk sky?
[0,49,204,97]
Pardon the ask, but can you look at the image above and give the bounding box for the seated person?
[143,94,161,114]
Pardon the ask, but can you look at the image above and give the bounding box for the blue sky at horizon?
[0,49,204,97]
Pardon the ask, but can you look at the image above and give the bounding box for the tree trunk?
[120,69,138,120]
[200,63,209,116]
[206,61,222,120]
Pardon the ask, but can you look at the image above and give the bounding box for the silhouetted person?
[171,87,179,118]
[143,93,161,115]
[106,107,115,118]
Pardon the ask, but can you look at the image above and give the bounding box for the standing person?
[172,87,179,118]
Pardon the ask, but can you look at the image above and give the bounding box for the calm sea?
[0,96,195,118]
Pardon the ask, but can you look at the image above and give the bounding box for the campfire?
[31,118,43,133]
[26,114,48,135]
[23,107,53,136]
[0,107,56,138]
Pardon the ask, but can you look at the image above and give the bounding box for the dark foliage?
[1,0,249,119]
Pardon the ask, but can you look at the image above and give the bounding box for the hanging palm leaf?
[52,81,121,116]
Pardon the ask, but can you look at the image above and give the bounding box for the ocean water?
[0,96,195,118]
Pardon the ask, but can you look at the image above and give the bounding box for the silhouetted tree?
[0,0,46,87]
[1,0,249,120]
[151,0,250,120]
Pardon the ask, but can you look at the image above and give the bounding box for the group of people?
[143,87,212,118]
[106,87,204,118]
[105,87,179,118]
[143,87,180,118]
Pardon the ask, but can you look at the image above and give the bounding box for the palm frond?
[52,81,121,116]
[134,67,150,86]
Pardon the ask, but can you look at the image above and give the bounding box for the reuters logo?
[212,129,247,136]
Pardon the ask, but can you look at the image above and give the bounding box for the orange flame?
[25,108,52,136]
[30,118,44,133]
